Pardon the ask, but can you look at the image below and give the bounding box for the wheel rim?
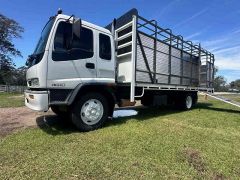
[80,99,104,125]
[186,96,192,109]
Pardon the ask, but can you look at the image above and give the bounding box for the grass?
[218,94,240,103]
[0,96,240,179]
[0,92,24,108]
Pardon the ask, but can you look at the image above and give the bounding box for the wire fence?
[0,85,26,93]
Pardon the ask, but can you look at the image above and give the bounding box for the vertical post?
[209,54,212,88]
[153,21,157,83]
[113,20,118,82]
[190,44,193,86]
[212,55,215,88]
[206,53,208,87]
[180,39,183,85]
[130,15,137,102]
[168,34,172,84]
[198,44,201,87]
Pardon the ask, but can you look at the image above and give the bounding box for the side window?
[72,27,93,59]
[52,21,94,61]
[99,33,111,60]
[54,21,72,51]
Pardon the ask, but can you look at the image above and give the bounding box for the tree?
[0,13,24,84]
[230,79,240,91]
[214,75,228,92]
[13,66,27,85]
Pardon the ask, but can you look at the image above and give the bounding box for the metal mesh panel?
[135,30,211,87]
[171,57,181,76]
[171,47,181,58]
[136,71,151,83]
[136,45,154,72]
[143,47,154,71]
[171,77,181,85]
[156,52,169,74]
[156,74,168,84]
[191,63,199,79]
[136,46,147,71]
[139,33,154,49]
[183,60,191,77]
[157,41,169,53]
[200,62,214,87]
[183,52,190,61]
[182,78,190,85]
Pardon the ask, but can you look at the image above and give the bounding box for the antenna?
[57,8,63,14]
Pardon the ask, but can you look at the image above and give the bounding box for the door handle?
[86,63,95,69]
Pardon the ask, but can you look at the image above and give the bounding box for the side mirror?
[73,18,82,39]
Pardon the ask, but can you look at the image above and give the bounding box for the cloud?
[233,29,240,34]
[215,55,240,71]
[218,70,240,83]
[185,26,211,40]
[185,32,202,40]
[174,8,208,28]
[152,0,180,19]
[213,45,240,54]
[215,53,240,82]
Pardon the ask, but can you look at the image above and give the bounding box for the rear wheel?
[185,95,193,109]
[141,95,153,107]
[72,93,109,132]
[175,93,194,110]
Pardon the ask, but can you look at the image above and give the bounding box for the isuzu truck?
[25,9,215,131]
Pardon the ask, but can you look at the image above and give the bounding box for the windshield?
[26,17,55,68]
[34,17,55,54]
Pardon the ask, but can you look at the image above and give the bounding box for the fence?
[0,85,26,93]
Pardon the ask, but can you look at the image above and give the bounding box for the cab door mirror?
[72,18,82,40]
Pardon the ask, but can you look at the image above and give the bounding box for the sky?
[1,0,240,82]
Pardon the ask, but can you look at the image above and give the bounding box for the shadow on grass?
[36,102,240,135]
[36,115,78,135]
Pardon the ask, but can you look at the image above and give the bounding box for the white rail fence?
[0,85,26,93]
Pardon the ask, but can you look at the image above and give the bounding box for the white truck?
[25,9,215,131]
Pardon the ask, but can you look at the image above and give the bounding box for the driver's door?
[47,20,96,89]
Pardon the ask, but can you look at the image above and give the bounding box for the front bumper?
[25,90,49,112]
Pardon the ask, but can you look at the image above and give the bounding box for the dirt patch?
[0,107,53,137]
[182,148,207,175]
[181,148,228,179]
[212,172,226,180]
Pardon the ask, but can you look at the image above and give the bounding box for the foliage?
[213,75,228,92]
[230,79,240,91]
[0,13,24,85]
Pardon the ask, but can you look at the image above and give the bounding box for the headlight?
[31,78,39,87]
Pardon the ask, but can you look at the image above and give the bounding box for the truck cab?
[25,12,115,112]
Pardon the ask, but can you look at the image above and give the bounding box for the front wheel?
[72,93,109,132]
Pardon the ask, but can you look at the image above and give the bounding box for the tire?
[71,93,109,132]
[192,93,198,106]
[141,95,153,107]
[175,93,193,110]
[182,94,193,110]
[51,105,70,117]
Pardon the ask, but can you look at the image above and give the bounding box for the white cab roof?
[57,14,111,35]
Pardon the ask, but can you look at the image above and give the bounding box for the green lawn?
[0,92,24,108]
[219,94,240,103]
[0,96,240,179]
